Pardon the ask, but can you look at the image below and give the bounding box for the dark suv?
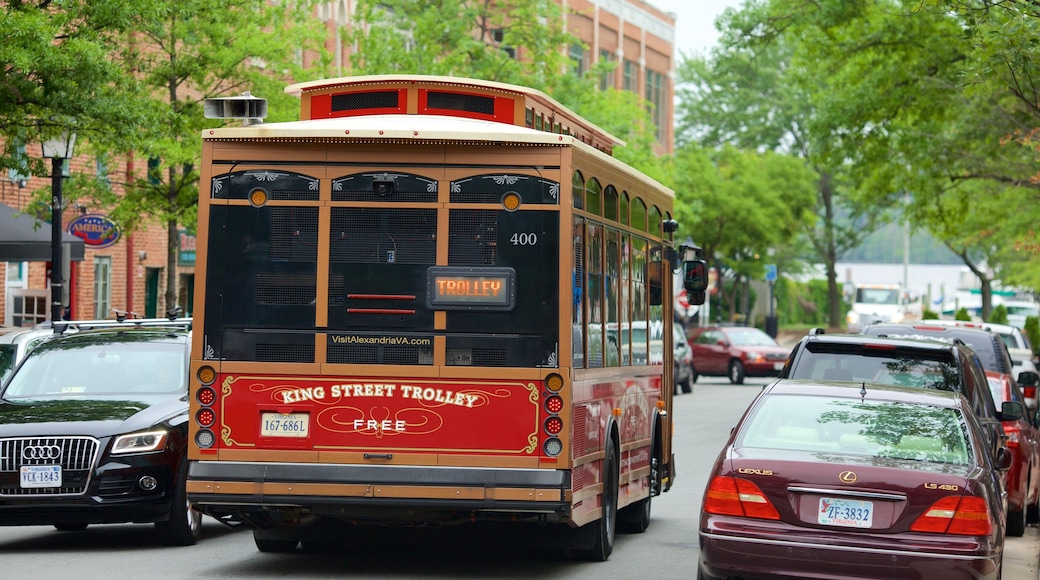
[0,316,200,545]
[780,329,1022,460]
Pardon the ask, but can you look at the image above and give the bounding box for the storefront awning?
[0,202,85,262]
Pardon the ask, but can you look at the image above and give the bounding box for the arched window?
[620,192,630,226]
[632,198,647,232]
[572,171,584,210]
[649,206,662,237]
[604,186,618,222]
[585,178,602,216]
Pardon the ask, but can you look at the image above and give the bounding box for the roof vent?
[204,92,267,124]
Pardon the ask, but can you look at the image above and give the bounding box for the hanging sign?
[67,214,121,249]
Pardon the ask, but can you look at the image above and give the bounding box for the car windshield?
[1006,304,1039,317]
[855,288,900,304]
[789,344,960,392]
[0,344,16,387]
[727,329,779,347]
[738,393,972,465]
[3,337,185,400]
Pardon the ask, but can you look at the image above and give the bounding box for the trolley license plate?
[20,465,62,488]
[260,412,309,438]
[819,497,873,528]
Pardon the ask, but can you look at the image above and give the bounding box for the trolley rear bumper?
[187,460,571,523]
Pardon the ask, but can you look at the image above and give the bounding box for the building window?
[623,60,639,93]
[94,256,112,319]
[645,70,667,141]
[599,49,616,90]
[570,43,588,77]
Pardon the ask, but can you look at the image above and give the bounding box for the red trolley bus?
[186,75,707,560]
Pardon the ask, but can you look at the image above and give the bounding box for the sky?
[647,0,745,59]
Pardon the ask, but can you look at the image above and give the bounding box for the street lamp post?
[41,129,76,323]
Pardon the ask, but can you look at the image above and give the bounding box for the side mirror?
[996,446,1014,471]
[1000,400,1024,422]
[1018,370,1040,388]
[683,260,708,294]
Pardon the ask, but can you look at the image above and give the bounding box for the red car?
[699,380,1010,580]
[688,326,789,384]
[986,370,1040,536]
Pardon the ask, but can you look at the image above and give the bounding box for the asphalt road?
[0,376,1035,579]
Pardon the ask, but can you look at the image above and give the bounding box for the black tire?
[155,460,202,546]
[691,368,699,383]
[728,360,746,385]
[254,531,299,553]
[678,368,693,394]
[577,436,618,561]
[1007,506,1026,537]
[53,523,88,532]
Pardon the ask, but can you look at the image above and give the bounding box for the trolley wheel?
[577,436,618,561]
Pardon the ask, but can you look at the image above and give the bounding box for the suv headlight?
[112,430,169,455]
[846,311,860,325]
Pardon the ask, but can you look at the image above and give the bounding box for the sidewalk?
[1006,524,1039,579]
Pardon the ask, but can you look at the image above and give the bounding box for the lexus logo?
[22,445,61,461]
[838,470,858,484]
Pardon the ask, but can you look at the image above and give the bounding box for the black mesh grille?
[331,173,437,203]
[445,347,509,367]
[97,474,136,497]
[427,91,495,115]
[450,190,500,204]
[256,343,314,363]
[330,208,436,264]
[256,273,316,305]
[270,207,318,262]
[326,344,432,365]
[331,91,399,111]
[448,210,497,266]
[270,188,319,201]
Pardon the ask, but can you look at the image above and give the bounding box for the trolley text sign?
[216,375,540,453]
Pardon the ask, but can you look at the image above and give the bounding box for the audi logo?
[22,445,61,461]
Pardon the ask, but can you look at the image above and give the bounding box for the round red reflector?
[545,395,564,414]
[196,408,215,427]
[545,416,564,435]
[197,386,216,407]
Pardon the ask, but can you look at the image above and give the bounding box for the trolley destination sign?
[426,266,515,310]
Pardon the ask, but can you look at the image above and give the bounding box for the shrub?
[922,307,939,320]
[1025,316,1040,356]
[955,307,972,321]
[988,304,1009,325]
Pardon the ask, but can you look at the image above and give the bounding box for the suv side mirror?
[1000,400,1024,422]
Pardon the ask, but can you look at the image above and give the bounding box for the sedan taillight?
[910,496,992,536]
[704,476,780,520]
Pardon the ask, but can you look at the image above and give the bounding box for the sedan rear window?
[790,344,959,392]
[738,394,972,465]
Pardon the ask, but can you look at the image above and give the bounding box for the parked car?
[673,324,694,395]
[863,321,1038,409]
[687,326,790,384]
[0,316,200,545]
[0,326,57,388]
[919,319,1038,407]
[698,379,1010,580]
[989,375,1040,536]
[781,329,1022,462]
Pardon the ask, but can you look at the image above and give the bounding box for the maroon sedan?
[698,380,1010,580]
[688,326,789,384]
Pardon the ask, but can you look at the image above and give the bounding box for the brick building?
[1,0,675,328]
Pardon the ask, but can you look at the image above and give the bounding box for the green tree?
[0,0,156,176]
[675,3,883,328]
[104,0,331,313]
